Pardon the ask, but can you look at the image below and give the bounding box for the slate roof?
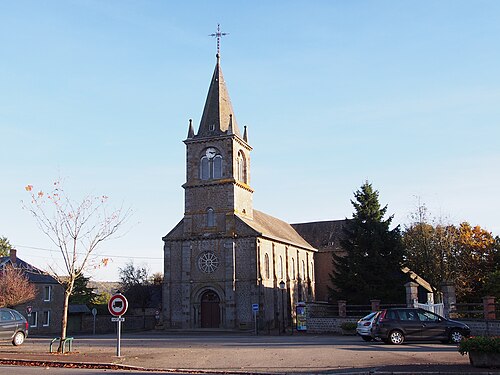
[0,256,59,284]
[163,210,317,251]
[236,210,316,251]
[292,219,348,252]
[194,55,242,138]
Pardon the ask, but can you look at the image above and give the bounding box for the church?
[162,50,320,329]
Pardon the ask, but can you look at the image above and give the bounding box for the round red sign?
[108,293,128,317]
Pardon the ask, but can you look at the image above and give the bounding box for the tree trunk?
[58,287,71,352]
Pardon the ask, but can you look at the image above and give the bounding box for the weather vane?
[209,24,228,56]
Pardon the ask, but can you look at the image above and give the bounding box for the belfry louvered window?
[200,153,222,180]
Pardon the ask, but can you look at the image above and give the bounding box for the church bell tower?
[182,52,253,237]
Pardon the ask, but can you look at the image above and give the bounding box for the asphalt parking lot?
[0,332,493,374]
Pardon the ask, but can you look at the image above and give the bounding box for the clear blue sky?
[1,1,499,281]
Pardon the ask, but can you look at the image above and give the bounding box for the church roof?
[292,219,348,253]
[195,55,242,138]
[237,210,316,251]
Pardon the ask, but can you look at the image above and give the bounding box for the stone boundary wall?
[305,316,500,336]
[461,320,500,336]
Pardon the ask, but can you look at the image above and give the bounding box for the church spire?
[196,26,241,138]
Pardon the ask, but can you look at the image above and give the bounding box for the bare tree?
[23,181,131,352]
[0,265,37,308]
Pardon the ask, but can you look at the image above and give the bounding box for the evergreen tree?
[69,273,98,305]
[0,236,13,257]
[330,181,405,304]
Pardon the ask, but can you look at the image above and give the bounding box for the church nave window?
[200,147,223,180]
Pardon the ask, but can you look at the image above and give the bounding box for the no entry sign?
[108,293,128,317]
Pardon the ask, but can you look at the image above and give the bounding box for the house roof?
[237,210,316,251]
[0,256,59,284]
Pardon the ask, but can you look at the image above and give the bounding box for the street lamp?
[279,280,286,334]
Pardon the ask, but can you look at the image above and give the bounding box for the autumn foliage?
[0,265,36,308]
[403,203,499,302]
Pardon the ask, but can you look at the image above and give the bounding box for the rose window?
[198,252,219,273]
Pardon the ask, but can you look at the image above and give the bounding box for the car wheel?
[389,330,405,345]
[361,336,373,342]
[449,329,463,344]
[12,331,25,346]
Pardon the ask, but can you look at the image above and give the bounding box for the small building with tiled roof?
[0,249,64,334]
[162,51,317,330]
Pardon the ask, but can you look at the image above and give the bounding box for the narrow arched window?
[279,255,283,279]
[291,258,295,280]
[310,262,314,281]
[200,156,209,180]
[264,254,270,279]
[214,155,222,178]
[206,207,215,227]
[237,151,246,183]
[302,260,305,280]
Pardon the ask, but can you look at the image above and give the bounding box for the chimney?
[10,249,17,264]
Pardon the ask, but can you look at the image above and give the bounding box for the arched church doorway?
[201,290,220,328]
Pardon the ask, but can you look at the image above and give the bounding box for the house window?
[302,260,306,280]
[200,151,223,180]
[44,285,52,301]
[237,151,247,183]
[291,258,295,280]
[206,208,215,227]
[264,254,270,279]
[30,311,38,328]
[279,256,283,279]
[43,311,50,327]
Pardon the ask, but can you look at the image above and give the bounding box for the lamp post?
[279,280,286,334]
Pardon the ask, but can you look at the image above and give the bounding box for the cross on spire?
[209,24,228,57]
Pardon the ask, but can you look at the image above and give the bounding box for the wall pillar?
[405,282,419,307]
[440,281,456,319]
[483,296,496,320]
[370,299,380,312]
[338,300,346,317]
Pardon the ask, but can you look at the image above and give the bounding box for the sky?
[1,1,499,281]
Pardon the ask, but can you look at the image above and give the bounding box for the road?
[0,332,489,374]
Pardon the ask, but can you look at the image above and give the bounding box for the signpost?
[26,306,32,317]
[252,303,259,335]
[91,308,97,335]
[108,293,128,357]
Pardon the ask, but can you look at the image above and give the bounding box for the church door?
[201,290,220,328]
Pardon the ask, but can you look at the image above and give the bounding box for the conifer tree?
[330,181,405,304]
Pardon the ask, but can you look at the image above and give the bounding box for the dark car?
[0,308,28,346]
[372,308,470,345]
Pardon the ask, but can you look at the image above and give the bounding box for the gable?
[292,219,348,253]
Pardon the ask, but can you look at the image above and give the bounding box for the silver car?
[0,308,28,346]
[356,312,378,342]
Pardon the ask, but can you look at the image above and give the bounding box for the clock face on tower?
[205,148,217,159]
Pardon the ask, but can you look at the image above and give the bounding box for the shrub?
[458,336,500,355]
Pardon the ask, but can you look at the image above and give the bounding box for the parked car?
[0,308,28,346]
[356,312,378,341]
[372,307,470,345]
